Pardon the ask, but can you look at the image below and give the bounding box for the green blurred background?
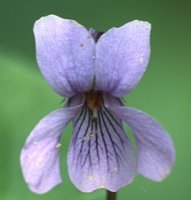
[0,0,191,199]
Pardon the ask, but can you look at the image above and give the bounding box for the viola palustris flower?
[20,15,175,194]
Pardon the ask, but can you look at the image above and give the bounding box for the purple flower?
[20,15,175,194]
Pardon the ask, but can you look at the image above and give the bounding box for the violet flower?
[20,15,175,194]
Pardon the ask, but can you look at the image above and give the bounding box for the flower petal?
[34,15,95,97]
[109,106,175,181]
[67,104,135,192]
[95,20,151,97]
[20,100,83,194]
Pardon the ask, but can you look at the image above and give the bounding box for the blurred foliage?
[0,0,191,200]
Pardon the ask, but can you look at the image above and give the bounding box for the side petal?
[20,101,83,194]
[67,104,135,192]
[96,20,151,97]
[34,15,95,97]
[109,106,175,181]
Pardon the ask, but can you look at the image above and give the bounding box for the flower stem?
[106,190,117,200]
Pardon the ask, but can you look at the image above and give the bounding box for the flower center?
[86,90,103,111]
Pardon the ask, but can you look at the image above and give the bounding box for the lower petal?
[67,104,135,192]
[110,106,175,181]
[20,98,83,194]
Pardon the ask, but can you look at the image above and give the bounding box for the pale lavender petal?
[96,20,151,97]
[109,105,175,181]
[34,15,95,97]
[67,104,135,192]
[20,98,83,194]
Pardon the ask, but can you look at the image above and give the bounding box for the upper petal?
[95,20,151,97]
[109,106,175,181]
[20,100,83,194]
[34,15,95,97]
[67,103,135,192]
